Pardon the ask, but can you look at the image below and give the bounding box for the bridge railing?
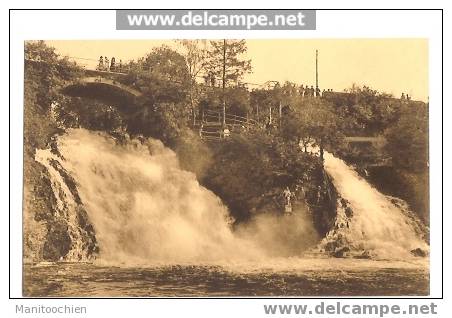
[194,109,260,141]
[203,109,258,127]
[25,57,131,77]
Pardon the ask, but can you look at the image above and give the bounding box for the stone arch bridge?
[26,57,142,111]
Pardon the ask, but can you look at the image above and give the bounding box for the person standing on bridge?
[104,57,109,71]
[98,56,104,71]
[110,57,116,72]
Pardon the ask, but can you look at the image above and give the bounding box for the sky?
[45,39,428,102]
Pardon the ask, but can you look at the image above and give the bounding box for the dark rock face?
[25,150,99,262]
[309,170,338,237]
[45,160,99,261]
[318,191,370,259]
[42,220,72,261]
[411,248,428,257]
[341,199,353,218]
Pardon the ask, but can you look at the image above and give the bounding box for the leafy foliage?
[205,39,252,87]
[176,40,209,111]
[281,97,343,153]
[123,46,190,104]
[121,46,192,144]
[52,97,124,132]
[384,102,429,172]
[203,131,323,222]
[25,41,83,113]
[324,84,402,136]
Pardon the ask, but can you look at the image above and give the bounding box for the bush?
[202,130,322,222]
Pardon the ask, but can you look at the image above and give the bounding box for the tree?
[279,81,300,107]
[131,45,190,103]
[204,130,321,222]
[384,102,428,172]
[24,41,82,154]
[53,97,124,132]
[205,40,252,123]
[250,82,288,125]
[205,39,252,87]
[122,46,192,144]
[281,97,343,160]
[25,41,82,110]
[176,40,209,124]
[325,84,401,136]
[250,88,273,124]
[224,86,251,117]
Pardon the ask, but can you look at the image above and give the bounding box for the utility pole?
[222,39,226,126]
[315,49,319,97]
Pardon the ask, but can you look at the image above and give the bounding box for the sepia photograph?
[22,38,429,297]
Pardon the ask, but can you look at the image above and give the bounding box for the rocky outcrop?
[318,197,354,258]
[308,170,338,237]
[24,146,99,262]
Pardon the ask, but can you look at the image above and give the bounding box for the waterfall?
[32,129,428,264]
[320,151,429,259]
[35,129,265,264]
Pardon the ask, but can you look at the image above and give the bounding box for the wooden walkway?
[194,109,258,141]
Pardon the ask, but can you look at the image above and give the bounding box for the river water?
[25,129,429,297]
[24,259,428,297]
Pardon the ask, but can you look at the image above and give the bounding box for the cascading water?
[33,129,428,265]
[35,129,268,264]
[320,151,429,259]
[26,129,431,296]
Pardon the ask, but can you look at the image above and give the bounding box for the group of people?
[97,56,123,72]
[299,85,334,98]
[400,93,412,101]
[300,84,319,97]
